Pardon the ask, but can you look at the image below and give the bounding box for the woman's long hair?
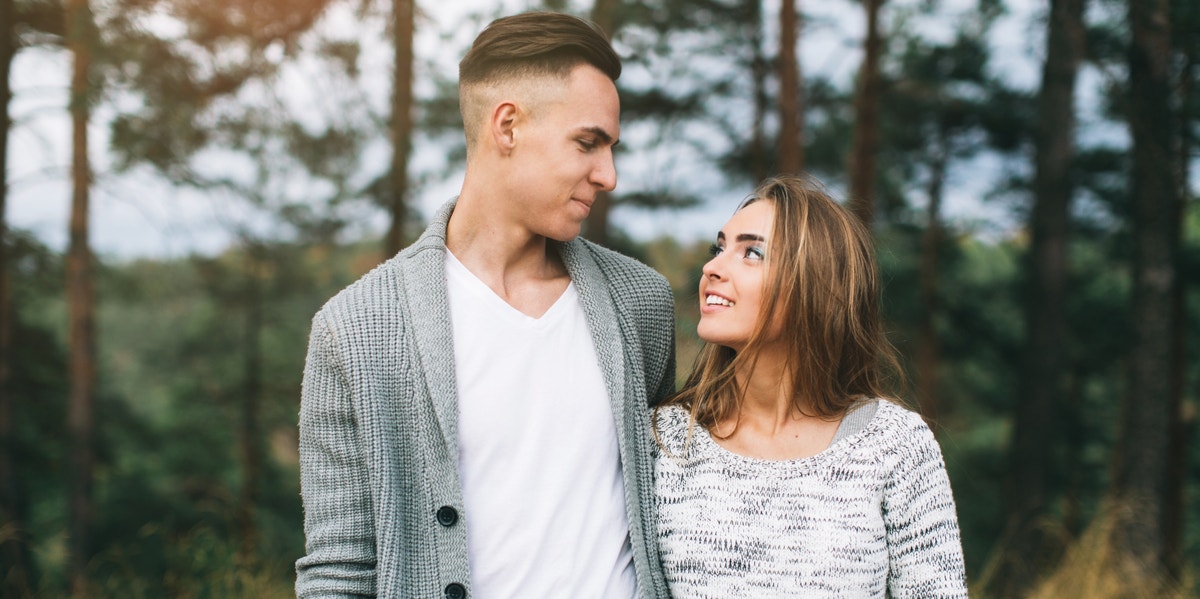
[662,175,904,435]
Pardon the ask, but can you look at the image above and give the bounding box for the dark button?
[436,506,458,527]
[444,582,466,599]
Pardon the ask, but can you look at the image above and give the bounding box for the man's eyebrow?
[581,126,619,147]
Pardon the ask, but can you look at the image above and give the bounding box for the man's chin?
[543,223,584,243]
[550,230,583,243]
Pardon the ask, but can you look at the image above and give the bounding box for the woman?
[654,175,968,598]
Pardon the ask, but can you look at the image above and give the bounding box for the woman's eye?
[744,246,765,261]
[708,243,724,257]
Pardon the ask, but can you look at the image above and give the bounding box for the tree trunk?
[777,0,804,174]
[1109,0,1178,583]
[0,0,31,594]
[1163,1,1195,576]
[583,0,620,247]
[749,0,769,182]
[916,131,946,425]
[846,0,884,227]
[1063,367,1084,536]
[385,0,414,257]
[986,0,1086,595]
[236,245,264,566]
[65,0,96,595]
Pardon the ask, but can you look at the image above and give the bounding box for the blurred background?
[1,0,1197,597]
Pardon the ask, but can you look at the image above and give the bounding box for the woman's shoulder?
[865,400,944,464]
[872,400,930,431]
[652,404,695,456]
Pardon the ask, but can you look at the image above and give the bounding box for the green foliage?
[6,0,1200,596]
[7,230,377,596]
[8,194,1200,596]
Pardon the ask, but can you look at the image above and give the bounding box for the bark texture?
[988,1,1086,594]
[385,0,414,256]
[66,0,97,594]
[777,0,804,174]
[847,0,885,227]
[1109,0,1178,583]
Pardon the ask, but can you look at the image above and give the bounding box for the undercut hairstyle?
[458,11,621,147]
[659,175,904,437]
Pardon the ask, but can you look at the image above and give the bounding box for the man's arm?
[648,274,677,406]
[295,315,378,598]
[652,292,676,407]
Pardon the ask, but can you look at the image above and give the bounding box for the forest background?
[1,0,1197,597]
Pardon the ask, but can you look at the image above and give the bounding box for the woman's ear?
[490,102,519,154]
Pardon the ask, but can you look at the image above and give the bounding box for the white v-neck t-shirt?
[445,251,637,599]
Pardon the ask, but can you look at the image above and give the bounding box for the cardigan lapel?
[559,240,629,434]
[400,201,461,460]
[397,205,633,462]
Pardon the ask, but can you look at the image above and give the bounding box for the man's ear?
[491,102,519,154]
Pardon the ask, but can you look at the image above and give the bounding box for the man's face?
[505,64,620,242]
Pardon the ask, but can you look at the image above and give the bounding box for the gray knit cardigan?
[295,200,676,599]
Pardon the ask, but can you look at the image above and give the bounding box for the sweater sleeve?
[295,314,378,598]
[881,415,968,599]
[650,278,677,408]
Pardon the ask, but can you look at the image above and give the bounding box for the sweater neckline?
[689,400,883,474]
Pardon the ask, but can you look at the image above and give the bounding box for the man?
[295,12,675,599]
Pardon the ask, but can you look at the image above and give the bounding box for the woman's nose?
[701,256,723,280]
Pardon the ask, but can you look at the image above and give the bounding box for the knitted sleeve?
[583,241,677,407]
[646,275,676,407]
[295,313,378,598]
[881,413,969,598]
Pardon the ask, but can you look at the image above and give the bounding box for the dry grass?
[974,506,1197,599]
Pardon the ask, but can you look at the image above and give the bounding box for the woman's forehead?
[721,201,774,237]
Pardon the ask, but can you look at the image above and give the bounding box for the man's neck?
[446,193,571,318]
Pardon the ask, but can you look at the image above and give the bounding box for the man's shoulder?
[572,238,669,293]
[314,254,410,328]
[316,201,451,322]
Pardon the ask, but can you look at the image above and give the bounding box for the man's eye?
[577,138,597,150]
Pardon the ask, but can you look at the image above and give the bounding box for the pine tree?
[1107,0,1181,586]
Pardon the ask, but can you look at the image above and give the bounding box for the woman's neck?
[708,348,842,460]
[734,352,796,428]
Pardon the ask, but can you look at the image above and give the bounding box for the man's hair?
[657,175,904,437]
[458,12,621,146]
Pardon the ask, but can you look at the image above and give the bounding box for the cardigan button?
[436,506,459,527]
[444,582,467,599]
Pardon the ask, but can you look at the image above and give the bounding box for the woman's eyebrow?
[735,234,766,243]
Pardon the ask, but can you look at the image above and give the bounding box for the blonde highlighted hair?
[662,174,904,434]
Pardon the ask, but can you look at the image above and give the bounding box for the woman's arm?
[882,415,969,598]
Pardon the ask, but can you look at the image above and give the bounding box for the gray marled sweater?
[295,200,676,598]
[654,401,968,598]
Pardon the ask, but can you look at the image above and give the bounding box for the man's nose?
[591,151,617,191]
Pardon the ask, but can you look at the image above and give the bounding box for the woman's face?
[697,200,774,351]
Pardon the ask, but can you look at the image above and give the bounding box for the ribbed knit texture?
[654,401,968,598]
[295,200,676,598]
